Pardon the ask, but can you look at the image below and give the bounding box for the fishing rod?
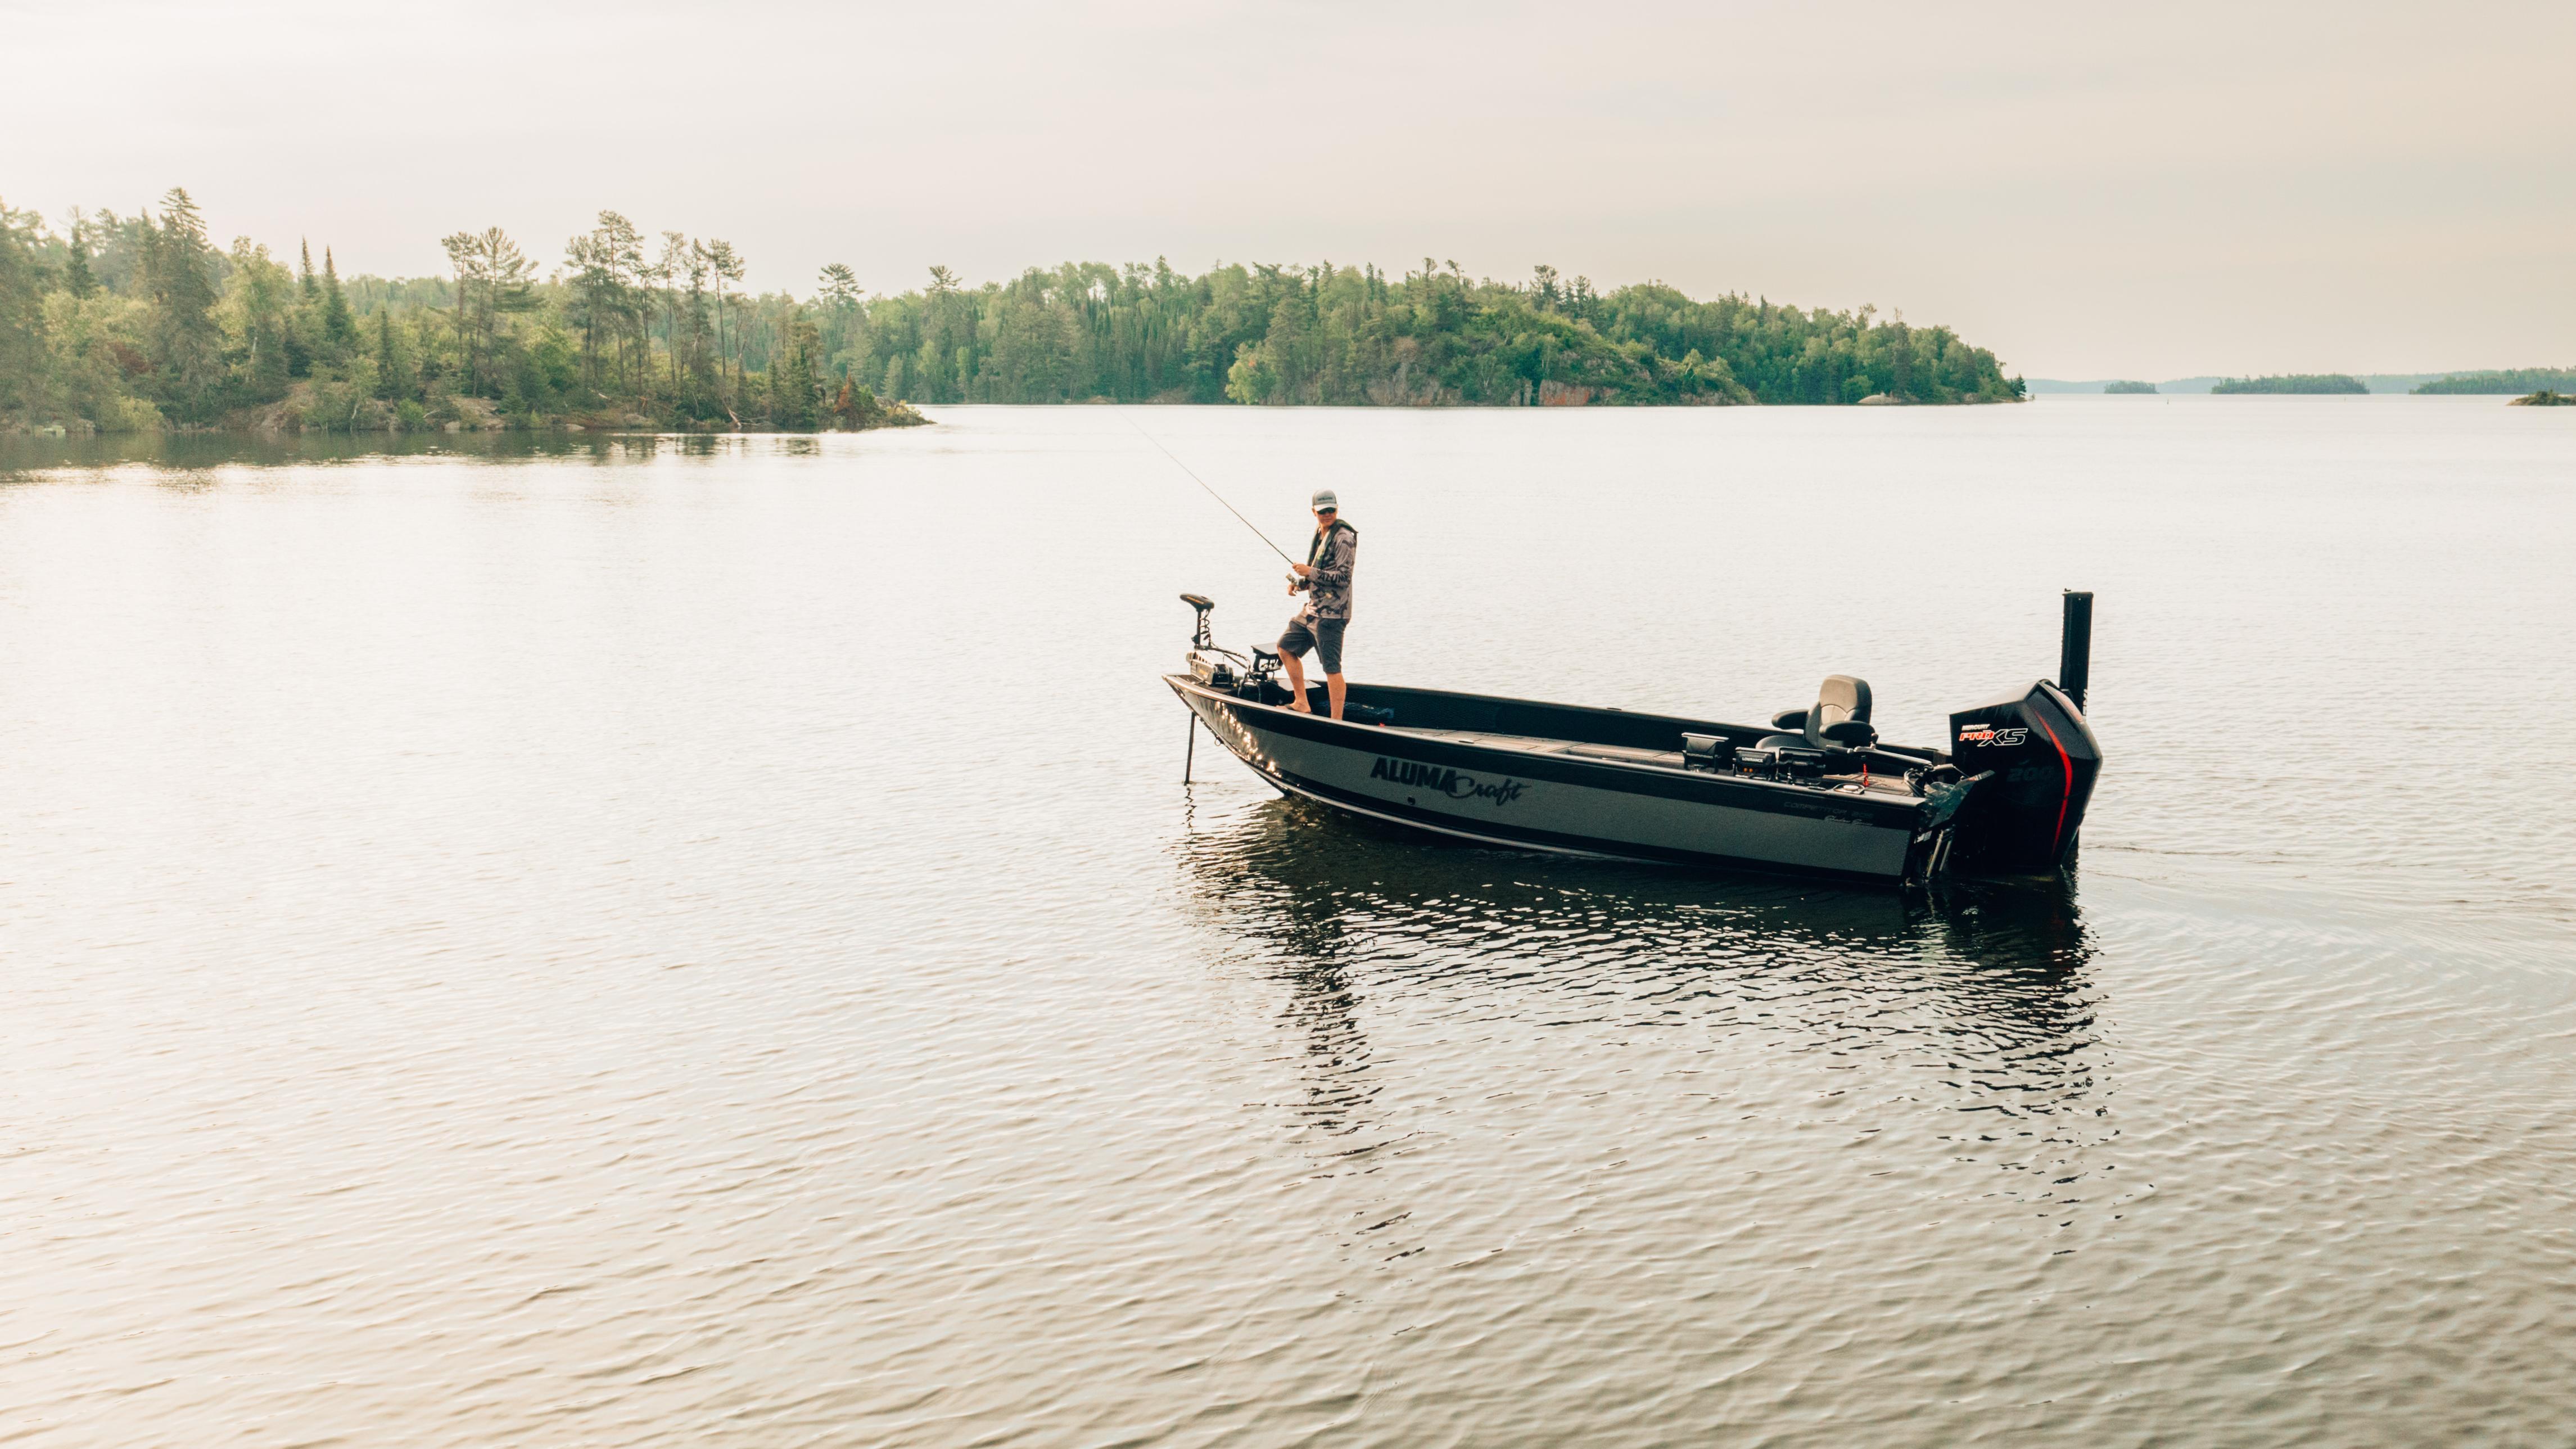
[1125,414,1298,565]
[1128,413,1303,785]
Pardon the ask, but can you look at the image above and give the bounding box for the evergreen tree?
[141,188,226,422]
[771,314,821,428]
[0,201,47,419]
[298,239,317,300]
[652,230,690,393]
[702,238,744,398]
[64,214,98,300]
[564,212,644,396]
[372,308,414,400]
[320,246,356,354]
[439,225,537,396]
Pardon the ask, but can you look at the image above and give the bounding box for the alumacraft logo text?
[1370,756,1527,806]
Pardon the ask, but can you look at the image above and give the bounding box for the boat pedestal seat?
[1759,675,1873,753]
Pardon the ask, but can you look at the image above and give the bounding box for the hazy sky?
[7,0,2569,378]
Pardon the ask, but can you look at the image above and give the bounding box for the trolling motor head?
[1180,592,1215,648]
[1180,593,1246,689]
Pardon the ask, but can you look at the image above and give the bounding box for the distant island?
[2210,373,2369,395]
[2414,367,2576,395]
[2031,370,2571,396]
[2510,390,2573,407]
[0,187,2027,436]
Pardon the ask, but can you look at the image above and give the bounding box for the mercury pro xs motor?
[1945,593,2103,877]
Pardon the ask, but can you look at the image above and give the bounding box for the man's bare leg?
[1326,673,1346,720]
[1281,651,1312,711]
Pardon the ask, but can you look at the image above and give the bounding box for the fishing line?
[1124,414,1298,565]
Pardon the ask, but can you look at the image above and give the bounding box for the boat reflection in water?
[1174,793,2116,1218]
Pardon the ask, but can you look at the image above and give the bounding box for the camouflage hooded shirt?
[1296,517,1358,622]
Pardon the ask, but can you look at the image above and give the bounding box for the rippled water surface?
[5,400,2574,1446]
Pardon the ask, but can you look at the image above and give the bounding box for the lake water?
[4,399,2573,1446]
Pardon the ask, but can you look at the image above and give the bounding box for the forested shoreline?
[2211,373,2369,395]
[1,188,2027,435]
[2413,368,2576,395]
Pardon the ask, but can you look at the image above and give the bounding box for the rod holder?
[2059,590,2094,712]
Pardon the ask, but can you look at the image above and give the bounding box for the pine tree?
[286,236,317,378]
[372,308,413,400]
[771,315,821,429]
[142,188,225,422]
[440,227,537,397]
[0,204,46,418]
[320,246,356,354]
[64,218,97,300]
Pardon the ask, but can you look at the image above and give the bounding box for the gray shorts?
[1278,615,1346,675]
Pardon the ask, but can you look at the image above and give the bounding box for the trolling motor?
[1183,593,1286,696]
[1181,594,1240,688]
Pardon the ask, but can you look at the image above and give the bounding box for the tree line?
[2209,373,2369,394]
[838,258,2023,409]
[2412,367,2576,395]
[2,188,2027,434]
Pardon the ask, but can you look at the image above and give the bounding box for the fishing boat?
[1165,592,2102,885]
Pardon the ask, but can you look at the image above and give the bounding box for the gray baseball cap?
[1311,489,1338,512]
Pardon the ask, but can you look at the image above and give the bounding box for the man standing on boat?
[1280,489,1358,719]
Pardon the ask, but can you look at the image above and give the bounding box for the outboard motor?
[1946,680,2100,875]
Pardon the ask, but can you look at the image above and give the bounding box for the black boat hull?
[1168,676,1930,883]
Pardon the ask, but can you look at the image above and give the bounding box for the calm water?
[4,400,2573,1447]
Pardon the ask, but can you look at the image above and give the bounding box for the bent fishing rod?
[1126,414,1299,566]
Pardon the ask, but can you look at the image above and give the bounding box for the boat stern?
[1944,680,2102,876]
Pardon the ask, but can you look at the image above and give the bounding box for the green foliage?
[0,201,47,416]
[2103,380,2157,394]
[40,291,156,427]
[769,313,823,430]
[2413,367,2576,395]
[141,188,228,422]
[2210,373,2368,394]
[3,187,2022,434]
[441,226,539,398]
[223,240,297,402]
[370,309,413,400]
[63,216,97,301]
[319,249,356,355]
[808,259,2017,408]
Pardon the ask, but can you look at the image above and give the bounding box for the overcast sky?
[6,0,2568,379]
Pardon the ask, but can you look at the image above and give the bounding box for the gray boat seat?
[1757,675,1874,751]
